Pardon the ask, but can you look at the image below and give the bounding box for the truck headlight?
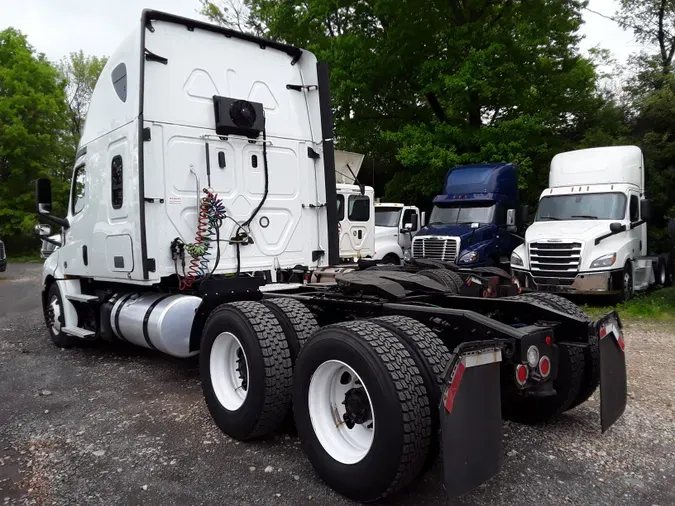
[459,251,478,264]
[511,251,523,267]
[590,253,616,269]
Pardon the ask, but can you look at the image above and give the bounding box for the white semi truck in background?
[374,202,423,264]
[33,10,628,503]
[511,146,671,301]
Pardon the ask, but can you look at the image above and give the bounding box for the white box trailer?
[511,146,671,301]
[34,10,628,503]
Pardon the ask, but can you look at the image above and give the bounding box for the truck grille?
[529,242,581,276]
[0,242,5,260]
[412,236,460,262]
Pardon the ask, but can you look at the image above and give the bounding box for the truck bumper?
[511,268,622,294]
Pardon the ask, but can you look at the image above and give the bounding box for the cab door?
[399,206,420,254]
[627,192,644,256]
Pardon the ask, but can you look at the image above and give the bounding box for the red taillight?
[515,364,528,386]
[539,356,551,378]
[545,336,552,346]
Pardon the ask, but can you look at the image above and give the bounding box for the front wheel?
[614,263,633,304]
[293,321,431,502]
[44,283,78,348]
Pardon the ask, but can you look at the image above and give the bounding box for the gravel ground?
[0,263,674,505]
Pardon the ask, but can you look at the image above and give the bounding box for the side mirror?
[640,198,651,221]
[410,214,419,231]
[668,219,675,243]
[36,178,52,214]
[610,222,626,234]
[34,224,51,237]
[506,209,516,227]
[520,204,530,223]
[402,222,413,232]
[420,211,426,227]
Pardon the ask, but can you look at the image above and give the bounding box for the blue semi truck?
[412,162,522,268]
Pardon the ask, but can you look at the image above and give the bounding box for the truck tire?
[200,301,293,440]
[614,263,633,303]
[261,298,318,363]
[370,316,451,470]
[515,292,599,410]
[502,343,584,423]
[419,269,462,293]
[293,320,431,502]
[656,256,668,287]
[381,253,400,265]
[44,283,79,348]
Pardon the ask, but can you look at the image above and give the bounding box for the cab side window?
[337,195,345,221]
[348,195,370,222]
[72,164,87,215]
[629,195,639,222]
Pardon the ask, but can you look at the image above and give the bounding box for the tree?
[618,0,675,76]
[201,0,619,206]
[614,0,675,248]
[58,51,108,140]
[0,28,71,243]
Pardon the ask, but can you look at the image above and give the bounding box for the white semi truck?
[373,202,423,264]
[334,150,376,262]
[511,146,671,301]
[34,10,628,503]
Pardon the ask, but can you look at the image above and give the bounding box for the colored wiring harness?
[178,189,227,289]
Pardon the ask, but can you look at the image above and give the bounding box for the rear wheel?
[44,283,78,348]
[370,316,451,470]
[656,256,668,287]
[293,321,431,502]
[200,301,292,440]
[261,298,318,362]
[419,269,462,293]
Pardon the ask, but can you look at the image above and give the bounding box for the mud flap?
[597,311,627,433]
[440,342,505,498]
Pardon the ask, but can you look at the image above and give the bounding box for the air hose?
[179,189,227,289]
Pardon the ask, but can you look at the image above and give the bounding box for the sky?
[0,0,646,65]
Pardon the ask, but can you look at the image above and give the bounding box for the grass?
[582,287,675,321]
[7,253,43,263]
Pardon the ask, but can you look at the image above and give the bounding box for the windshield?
[375,207,402,227]
[428,204,495,225]
[536,193,626,221]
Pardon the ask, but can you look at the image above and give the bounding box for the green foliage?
[583,287,675,321]
[202,0,626,205]
[57,50,108,139]
[0,28,71,243]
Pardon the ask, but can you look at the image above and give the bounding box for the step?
[62,326,96,338]
[66,293,99,303]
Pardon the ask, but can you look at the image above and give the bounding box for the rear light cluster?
[515,342,552,386]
